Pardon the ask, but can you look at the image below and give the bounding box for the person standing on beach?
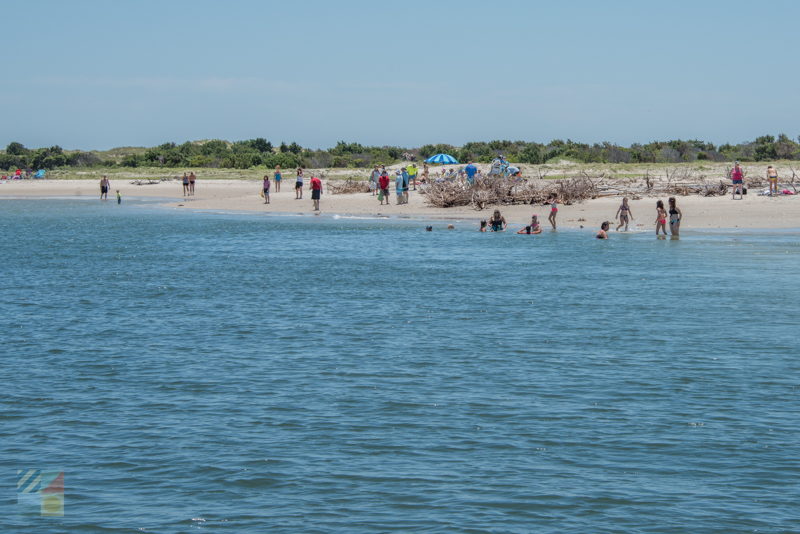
[464,161,478,185]
[668,197,682,236]
[407,163,418,190]
[615,197,633,231]
[378,170,390,205]
[655,200,668,236]
[262,174,271,204]
[274,165,282,193]
[182,173,189,196]
[395,170,405,205]
[730,162,744,199]
[401,167,409,203]
[422,163,429,183]
[189,172,196,195]
[369,165,380,196]
[100,175,110,200]
[295,167,304,199]
[767,165,779,196]
[310,175,322,211]
[547,194,558,230]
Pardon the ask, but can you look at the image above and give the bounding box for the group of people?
[478,195,684,239]
[369,164,420,205]
[98,175,122,204]
[181,172,197,196]
[261,166,322,210]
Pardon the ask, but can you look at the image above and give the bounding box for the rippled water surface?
[2,199,800,533]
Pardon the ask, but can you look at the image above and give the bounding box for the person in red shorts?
[310,175,322,211]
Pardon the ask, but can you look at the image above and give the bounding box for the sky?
[3,0,799,150]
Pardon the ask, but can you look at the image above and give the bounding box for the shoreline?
[2,179,800,230]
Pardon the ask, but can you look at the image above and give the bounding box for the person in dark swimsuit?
[668,197,682,236]
[597,221,610,239]
[489,210,507,231]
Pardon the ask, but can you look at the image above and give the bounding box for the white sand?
[2,179,799,230]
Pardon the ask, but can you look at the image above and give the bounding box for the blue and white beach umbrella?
[425,153,459,164]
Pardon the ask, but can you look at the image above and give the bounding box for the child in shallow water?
[479,220,487,232]
[517,215,542,234]
[655,200,668,236]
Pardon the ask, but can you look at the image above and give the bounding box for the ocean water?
[2,198,799,533]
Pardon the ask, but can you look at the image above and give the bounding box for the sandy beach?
[2,178,800,229]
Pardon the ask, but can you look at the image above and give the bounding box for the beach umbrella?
[425,153,459,165]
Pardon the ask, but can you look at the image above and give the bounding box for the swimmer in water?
[596,221,610,239]
[517,214,542,234]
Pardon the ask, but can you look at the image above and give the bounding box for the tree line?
[2,135,799,171]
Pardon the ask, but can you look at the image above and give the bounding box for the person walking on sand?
[767,165,779,196]
[100,175,110,200]
[262,174,271,204]
[489,209,507,231]
[369,165,380,196]
[310,175,322,211]
[182,173,189,196]
[655,200,668,236]
[547,193,558,229]
[378,169,390,205]
[668,197,682,236]
[730,162,744,199]
[597,221,610,239]
[295,167,304,199]
[274,165,282,193]
[189,171,196,195]
[615,197,633,231]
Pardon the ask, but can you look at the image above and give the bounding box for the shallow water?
[2,199,799,533]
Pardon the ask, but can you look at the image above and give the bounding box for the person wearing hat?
[407,163,418,190]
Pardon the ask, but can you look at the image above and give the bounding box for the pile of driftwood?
[423,166,800,209]
[424,177,598,209]
[326,179,371,194]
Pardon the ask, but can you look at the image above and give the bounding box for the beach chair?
[34,170,46,179]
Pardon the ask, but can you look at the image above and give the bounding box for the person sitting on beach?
[517,215,542,234]
[655,200,668,236]
[597,221,610,239]
[479,220,487,232]
[668,197,682,236]
[489,210,507,232]
[615,197,633,231]
[767,165,779,196]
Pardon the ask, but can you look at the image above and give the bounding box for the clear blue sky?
[3,0,798,150]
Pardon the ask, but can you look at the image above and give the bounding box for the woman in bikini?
[547,194,558,230]
[767,165,778,196]
[615,197,633,231]
[668,197,682,236]
[655,200,668,236]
